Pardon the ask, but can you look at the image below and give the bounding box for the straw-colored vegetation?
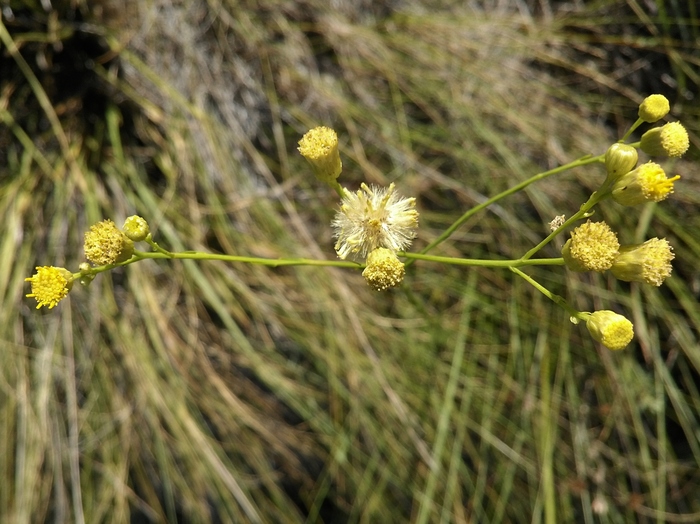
[2,0,699,522]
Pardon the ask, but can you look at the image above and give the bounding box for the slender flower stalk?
[418,153,601,261]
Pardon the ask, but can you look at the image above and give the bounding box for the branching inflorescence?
[26,95,689,351]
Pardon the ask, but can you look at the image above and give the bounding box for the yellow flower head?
[604,143,638,180]
[640,122,689,158]
[362,248,406,291]
[123,215,150,242]
[25,266,74,309]
[562,220,619,272]
[586,310,634,351]
[638,94,670,123]
[332,183,419,261]
[298,126,342,183]
[611,161,680,206]
[84,219,135,265]
[610,238,674,286]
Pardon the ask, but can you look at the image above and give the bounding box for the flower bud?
[362,248,405,291]
[123,215,150,242]
[298,126,343,183]
[611,162,680,206]
[610,238,674,286]
[604,143,638,179]
[638,94,670,123]
[640,122,689,158]
[562,220,619,272]
[586,311,634,351]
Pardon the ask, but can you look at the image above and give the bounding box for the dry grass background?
[2,0,700,522]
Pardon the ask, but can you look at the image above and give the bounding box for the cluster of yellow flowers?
[25,94,690,355]
[560,94,688,350]
[296,94,689,351]
[563,220,674,288]
[25,215,150,309]
[298,126,419,291]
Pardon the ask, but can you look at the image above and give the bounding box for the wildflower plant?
[26,95,690,352]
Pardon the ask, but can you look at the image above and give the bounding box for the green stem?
[520,163,621,261]
[402,253,565,268]
[80,250,567,281]
[509,266,581,319]
[330,180,347,199]
[135,251,361,268]
[79,250,362,279]
[520,190,606,261]
[620,118,645,143]
[145,235,174,256]
[416,154,602,260]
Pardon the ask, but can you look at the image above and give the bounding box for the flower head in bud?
[332,183,419,261]
[84,219,135,265]
[640,122,689,158]
[298,126,342,183]
[123,215,150,242]
[562,220,619,272]
[610,238,674,286]
[611,162,680,206]
[604,143,638,179]
[638,94,670,123]
[586,310,634,351]
[362,248,406,291]
[25,266,74,309]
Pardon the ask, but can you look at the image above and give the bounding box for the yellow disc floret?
[362,248,406,291]
[25,266,74,309]
[640,122,689,158]
[612,161,680,206]
[586,310,634,351]
[298,126,343,183]
[562,220,619,272]
[84,219,135,265]
[610,238,674,286]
